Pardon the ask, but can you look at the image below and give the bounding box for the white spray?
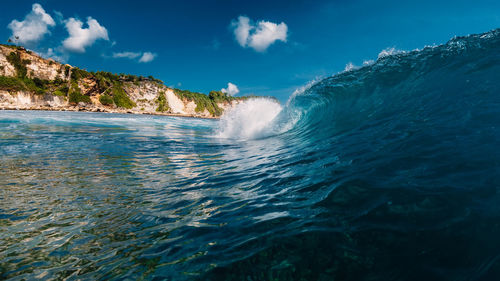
[216,98,282,140]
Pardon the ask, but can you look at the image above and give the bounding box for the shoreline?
[0,106,220,119]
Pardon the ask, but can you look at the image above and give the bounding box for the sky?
[1,0,499,102]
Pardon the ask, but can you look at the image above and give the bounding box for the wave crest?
[216,98,282,140]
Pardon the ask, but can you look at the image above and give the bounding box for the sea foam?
[216,98,282,140]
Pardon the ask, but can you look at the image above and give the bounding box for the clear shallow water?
[0,111,302,280]
[1,29,500,281]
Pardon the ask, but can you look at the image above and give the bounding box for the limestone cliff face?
[0,90,66,108]
[0,45,68,81]
[0,49,16,77]
[123,82,205,116]
[0,45,244,118]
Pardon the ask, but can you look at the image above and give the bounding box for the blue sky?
[1,0,499,101]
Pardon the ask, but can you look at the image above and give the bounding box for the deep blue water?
[1,29,500,280]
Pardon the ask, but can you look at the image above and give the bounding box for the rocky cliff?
[0,44,245,118]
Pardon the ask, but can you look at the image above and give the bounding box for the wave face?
[209,29,500,280]
[1,29,500,281]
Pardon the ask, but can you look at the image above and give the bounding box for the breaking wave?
[219,28,500,145]
[206,28,500,279]
[3,28,500,281]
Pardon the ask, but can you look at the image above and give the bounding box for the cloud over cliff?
[113,51,141,59]
[231,16,288,52]
[221,82,240,96]
[6,3,111,56]
[112,51,157,63]
[138,52,156,63]
[62,17,109,53]
[8,3,56,45]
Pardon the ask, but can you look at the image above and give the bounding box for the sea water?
[1,29,500,280]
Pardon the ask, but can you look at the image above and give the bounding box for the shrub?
[24,78,46,95]
[69,90,91,104]
[53,90,66,96]
[148,75,163,84]
[59,85,69,94]
[209,90,239,103]
[68,80,90,104]
[0,76,48,95]
[0,76,25,91]
[92,71,121,91]
[123,74,138,82]
[53,85,69,96]
[173,88,223,116]
[99,94,114,106]
[53,77,65,85]
[156,91,169,112]
[33,77,46,89]
[71,67,91,81]
[6,51,28,78]
[112,83,135,109]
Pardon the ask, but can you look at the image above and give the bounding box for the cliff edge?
[0,44,248,118]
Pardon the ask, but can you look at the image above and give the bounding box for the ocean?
[1,29,500,280]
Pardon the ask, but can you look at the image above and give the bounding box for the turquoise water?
[1,29,500,280]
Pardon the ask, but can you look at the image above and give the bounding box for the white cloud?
[248,21,288,52]
[112,51,156,63]
[112,51,141,59]
[233,16,252,47]
[63,17,109,53]
[139,52,156,63]
[221,82,240,96]
[231,16,288,52]
[41,47,68,63]
[8,3,55,45]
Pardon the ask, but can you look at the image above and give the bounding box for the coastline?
[0,105,220,119]
[0,45,248,120]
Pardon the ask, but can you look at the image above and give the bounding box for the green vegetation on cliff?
[0,50,59,95]
[6,51,29,79]
[0,44,254,116]
[69,90,91,104]
[0,76,25,92]
[68,81,90,104]
[66,69,135,108]
[173,89,236,116]
[112,83,135,109]
[53,85,69,96]
[70,67,91,81]
[156,91,169,112]
[209,90,238,103]
[99,94,114,106]
[172,89,244,116]
[0,75,60,95]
